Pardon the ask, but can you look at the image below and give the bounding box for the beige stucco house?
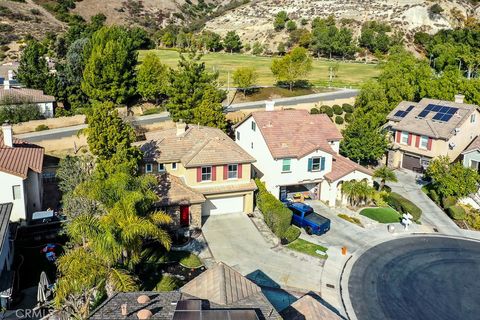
[386,95,480,172]
[136,123,256,230]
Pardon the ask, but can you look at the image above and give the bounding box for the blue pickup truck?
[286,202,331,235]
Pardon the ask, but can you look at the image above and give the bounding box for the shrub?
[386,192,422,221]
[319,105,333,117]
[442,196,456,209]
[447,205,466,220]
[282,225,301,244]
[30,8,41,15]
[0,103,41,124]
[332,104,343,115]
[310,107,319,114]
[255,179,292,238]
[429,189,440,205]
[35,124,49,131]
[334,116,344,124]
[342,103,354,113]
[155,275,180,291]
[344,113,353,123]
[338,214,362,226]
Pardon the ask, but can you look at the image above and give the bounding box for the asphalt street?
[348,236,480,320]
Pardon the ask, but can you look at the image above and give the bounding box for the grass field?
[287,238,328,259]
[139,50,380,88]
[360,207,402,224]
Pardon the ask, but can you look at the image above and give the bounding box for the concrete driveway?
[202,213,324,292]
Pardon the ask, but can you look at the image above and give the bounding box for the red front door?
[180,206,190,227]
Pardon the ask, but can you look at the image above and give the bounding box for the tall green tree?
[82,26,138,104]
[223,31,242,53]
[233,67,258,96]
[15,39,50,90]
[341,180,375,207]
[137,53,169,103]
[192,88,227,130]
[274,11,289,31]
[271,47,313,90]
[166,52,225,123]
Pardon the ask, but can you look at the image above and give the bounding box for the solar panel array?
[417,104,458,122]
[393,105,415,118]
[172,300,259,320]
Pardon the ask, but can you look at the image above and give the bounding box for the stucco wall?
[25,170,42,219]
[0,172,26,221]
[463,150,480,168]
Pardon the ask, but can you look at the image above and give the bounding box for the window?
[401,131,409,144]
[201,166,212,181]
[419,136,429,149]
[291,208,301,216]
[471,160,479,171]
[282,159,291,172]
[12,185,21,200]
[172,163,177,170]
[308,156,325,171]
[228,164,238,179]
[251,142,254,149]
[471,114,476,123]
[311,157,321,171]
[251,121,256,131]
[145,163,152,173]
[158,163,165,172]
[236,131,240,140]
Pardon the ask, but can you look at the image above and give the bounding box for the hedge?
[344,113,353,123]
[255,179,292,238]
[310,107,319,114]
[342,103,354,113]
[447,205,466,220]
[429,189,440,205]
[335,116,344,124]
[282,225,301,244]
[386,192,422,221]
[442,196,456,209]
[320,105,334,117]
[333,105,343,115]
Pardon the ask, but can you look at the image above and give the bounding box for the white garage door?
[202,196,244,216]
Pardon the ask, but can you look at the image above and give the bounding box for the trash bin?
[388,224,395,233]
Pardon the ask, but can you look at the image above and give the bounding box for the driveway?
[202,213,324,292]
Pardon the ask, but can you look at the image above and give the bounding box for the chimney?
[2,123,13,147]
[454,94,464,104]
[4,80,10,90]
[265,100,275,111]
[121,304,128,316]
[176,120,187,137]
[7,70,13,81]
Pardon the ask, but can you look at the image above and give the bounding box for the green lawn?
[287,238,328,259]
[139,49,380,88]
[360,207,402,223]
[168,251,203,268]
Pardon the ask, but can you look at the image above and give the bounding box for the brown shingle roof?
[0,133,43,178]
[463,135,480,154]
[153,173,205,206]
[325,155,373,182]
[281,294,342,320]
[246,110,343,159]
[387,98,478,140]
[0,87,55,103]
[137,125,255,167]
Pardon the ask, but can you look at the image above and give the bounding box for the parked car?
[286,202,331,235]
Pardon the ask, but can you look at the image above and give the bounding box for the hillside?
[204,0,480,50]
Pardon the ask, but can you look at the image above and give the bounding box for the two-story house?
[0,123,44,221]
[136,123,256,230]
[234,109,372,207]
[385,95,480,172]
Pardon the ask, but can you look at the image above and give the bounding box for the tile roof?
[153,173,205,206]
[387,98,478,140]
[243,109,343,159]
[137,125,255,167]
[0,87,55,103]
[0,133,44,178]
[192,180,257,195]
[281,294,342,320]
[463,135,480,154]
[325,155,373,182]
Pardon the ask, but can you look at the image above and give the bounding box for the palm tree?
[341,180,374,207]
[373,166,398,191]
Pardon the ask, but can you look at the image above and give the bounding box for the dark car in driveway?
[286,202,331,235]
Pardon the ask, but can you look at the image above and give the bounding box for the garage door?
[202,196,244,216]
[402,154,421,172]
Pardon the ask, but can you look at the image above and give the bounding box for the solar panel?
[439,106,449,113]
[394,111,405,117]
[441,113,454,121]
[446,107,458,114]
[406,105,415,112]
[418,110,430,118]
[432,113,443,121]
[432,105,442,112]
[425,105,434,111]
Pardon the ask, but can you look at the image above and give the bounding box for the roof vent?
[121,303,128,316]
[137,295,151,304]
[137,309,153,319]
[2,122,12,147]
[281,142,288,148]
[4,80,10,90]
[176,120,187,137]
[454,94,464,104]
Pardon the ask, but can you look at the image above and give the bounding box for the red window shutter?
[427,138,432,150]
[415,135,420,148]
[407,133,412,145]
[197,167,202,182]
[212,166,216,181]
[223,165,228,180]
[238,164,242,178]
[396,131,401,143]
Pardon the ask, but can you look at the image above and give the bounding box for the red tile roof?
[0,133,44,178]
[248,110,343,159]
[325,155,373,182]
